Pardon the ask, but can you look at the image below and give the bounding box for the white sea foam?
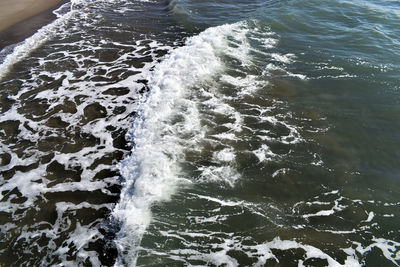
[0,47,157,209]
[154,189,399,266]
[272,168,289,178]
[213,148,236,162]
[112,22,249,266]
[353,238,400,266]
[220,74,266,97]
[253,144,278,162]
[0,0,178,263]
[271,53,296,64]
[149,233,362,267]
[364,211,375,222]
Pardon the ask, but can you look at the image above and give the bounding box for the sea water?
[0,0,399,266]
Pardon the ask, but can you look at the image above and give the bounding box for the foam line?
[112,22,248,266]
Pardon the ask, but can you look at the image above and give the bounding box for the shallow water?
[1,0,400,266]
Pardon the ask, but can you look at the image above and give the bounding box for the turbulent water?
[1,0,399,266]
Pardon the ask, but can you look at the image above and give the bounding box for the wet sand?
[0,0,61,32]
[0,0,63,50]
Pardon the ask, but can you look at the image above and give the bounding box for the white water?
[0,0,176,265]
[112,22,246,266]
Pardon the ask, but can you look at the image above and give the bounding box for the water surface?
[0,0,399,265]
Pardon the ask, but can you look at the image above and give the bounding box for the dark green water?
[0,0,399,266]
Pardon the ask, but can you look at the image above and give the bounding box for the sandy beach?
[0,0,61,32]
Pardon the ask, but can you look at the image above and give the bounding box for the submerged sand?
[0,0,61,32]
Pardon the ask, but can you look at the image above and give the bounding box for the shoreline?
[0,0,65,50]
